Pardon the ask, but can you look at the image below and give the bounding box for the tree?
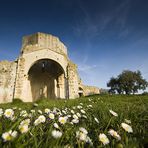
[107,77,122,94]
[107,70,148,94]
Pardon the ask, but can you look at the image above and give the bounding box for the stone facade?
[0,61,17,103]
[0,32,100,103]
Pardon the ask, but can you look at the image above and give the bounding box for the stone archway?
[78,87,84,97]
[28,59,65,101]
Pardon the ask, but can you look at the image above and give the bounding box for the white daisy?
[20,119,31,126]
[76,113,81,118]
[94,117,99,123]
[33,103,38,107]
[71,110,75,114]
[4,109,14,118]
[45,108,50,114]
[121,123,133,133]
[72,118,79,123]
[80,109,86,114]
[99,133,109,145]
[79,127,88,135]
[20,110,28,117]
[49,113,55,119]
[11,130,18,138]
[38,110,42,114]
[34,118,41,126]
[2,130,17,142]
[76,131,87,141]
[108,129,121,140]
[73,114,78,120]
[109,110,118,117]
[53,123,59,129]
[19,124,29,133]
[51,130,62,138]
[38,115,46,123]
[58,116,67,124]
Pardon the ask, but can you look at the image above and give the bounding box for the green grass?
[0,95,148,147]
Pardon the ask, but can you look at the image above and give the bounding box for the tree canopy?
[107,70,148,94]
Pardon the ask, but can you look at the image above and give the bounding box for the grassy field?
[0,95,147,148]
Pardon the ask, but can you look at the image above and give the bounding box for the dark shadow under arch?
[28,59,65,101]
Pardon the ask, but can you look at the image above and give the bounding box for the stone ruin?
[0,32,100,103]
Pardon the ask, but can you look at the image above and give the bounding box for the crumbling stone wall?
[22,32,67,55]
[0,61,17,103]
[78,79,100,97]
[83,85,100,96]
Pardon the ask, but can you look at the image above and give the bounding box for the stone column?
[54,79,58,98]
[57,83,60,98]
[58,74,65,99]
[23,74,33,102]
[14,57,25,100]
[67,62,79,99]
[65,76,69,99]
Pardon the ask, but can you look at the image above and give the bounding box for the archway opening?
[28,59,65,101]
[78,87,84,97]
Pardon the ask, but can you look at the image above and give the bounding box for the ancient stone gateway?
[0,32,100,103]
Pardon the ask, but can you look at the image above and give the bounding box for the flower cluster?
[0,98,134,147]
[34,115,46,126]
[76,127,92,144]
[2,130,17,142]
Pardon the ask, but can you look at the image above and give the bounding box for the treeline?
[107,70,148,94]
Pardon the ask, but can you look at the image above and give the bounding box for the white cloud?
[78,64,97,72]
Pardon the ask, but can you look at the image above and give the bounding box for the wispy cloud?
[72,0,132,68]
[78,63,106,72]
[73,0,131,39]
[78,64,97,72]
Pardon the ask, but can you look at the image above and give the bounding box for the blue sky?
[0,0,148,90]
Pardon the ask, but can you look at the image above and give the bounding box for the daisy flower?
[49,113,55,119]
[2,130,18,141]
[72,118,79,123]
[80,109,86,114]
[51,130,62,138]
[53,123,59,129]
[73,114,78,120]
[94,117,99,123]
[76,131,87,141]
[79,127,88,135]
[38,115,46,123]
[19,124,29,133]
[108,129,121,140]
[45,108,50,114]
[58,116,67,124]
[99,133,109,145]
[109,110,118,117]
[121,123,133,133]
[4,109,14,118]
[20,119,31,126]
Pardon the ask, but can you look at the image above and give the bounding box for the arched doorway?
[78,87,84,97]
[28,59,65,101]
